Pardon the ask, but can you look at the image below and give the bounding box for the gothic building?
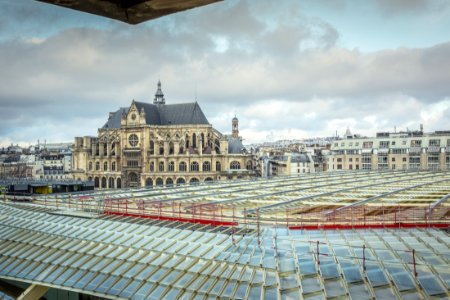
[72,81,254,188]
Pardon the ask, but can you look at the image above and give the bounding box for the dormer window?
[131,113,136,120]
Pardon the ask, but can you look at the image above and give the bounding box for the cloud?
[0,0,450,146]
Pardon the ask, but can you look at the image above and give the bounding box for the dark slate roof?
[103,107,127,129]
[103,102,209,128]
[228,137,245,154]
[291,154,311,163]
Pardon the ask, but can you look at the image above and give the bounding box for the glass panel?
[418,275,446,296]
[119,279,142,298]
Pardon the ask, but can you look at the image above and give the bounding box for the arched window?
[117,178,122,188]
[88,176,93,181]
[185,134,189,149]
[204,177,213,183]
[149,140,154,155]
[103,144,107,156]
[95,162,100,171]
[189,178,199,185]
[112,162,116,171]
[192,133,197,148]
[166,178,174,186]
[88,162,93,171]
[246,161,253,170]
[101,177,107,188]
[159,162,164,172]
[203,161,211,172]
[230,161,240,169]
[168,161,175,172]
[109,177,114,189]
[150,162,154,172]
[128,172,138,183]
[169,142,174,155]
[103,162,108,171]
[201,133,205,149]
[111,142,116,156]
[179,162,187,172]
[94,177,99,188]
[145,178,153,187]
[216,161,221,172]
[190,161,199,172]
[156,178,164,186]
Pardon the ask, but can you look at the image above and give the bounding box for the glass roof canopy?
[0,200,449,299]
[27,170,450,228]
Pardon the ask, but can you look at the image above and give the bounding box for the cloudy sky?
[1,0,450,146]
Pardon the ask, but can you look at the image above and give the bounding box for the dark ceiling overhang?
[36,0,222,24]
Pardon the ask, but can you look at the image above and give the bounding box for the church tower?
[154,80,165,104]
[232,115,239,138]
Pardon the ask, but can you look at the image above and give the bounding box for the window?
[411,140,422,147]
[230,161,240,169]
[89,162,93,171]
[363,141,373,149]
[159,162,164,172]
[127,160,138,167]
[379,141,389,148]
[112,162,116,171]
[179,162,187,172]
[341,142,345,147]
[392,157,395,162]
[355,142,359,146]
[95,162,100,171]
[349,142,353,146]
[391,141,396,146]
[216,161,221,172]
[103,162,108,171]
[203,161,211,172]
[129,134,139,147]
[149,141,154,155]
[429,139,440,146]
[168,161,175,172]
[391,148,407,154]
[150,162,154,172]
[349,158,352,162]
[190,161,199,172]
[337,158,342,162]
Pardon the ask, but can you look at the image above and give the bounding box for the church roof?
[228,137,245,154]
[103,102,209,128]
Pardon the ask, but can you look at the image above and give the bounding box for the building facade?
[72,81,254,188]
[328,129,450,171]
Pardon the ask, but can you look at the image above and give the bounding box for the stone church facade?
[72,82,254,188]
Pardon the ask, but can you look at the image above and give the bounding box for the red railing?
[102,197,450,230]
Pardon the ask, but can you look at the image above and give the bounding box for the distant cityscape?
[2,83,450,195]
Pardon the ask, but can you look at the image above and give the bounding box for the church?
[72,81,254,188]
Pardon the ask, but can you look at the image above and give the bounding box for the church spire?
[154,80,165,104]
